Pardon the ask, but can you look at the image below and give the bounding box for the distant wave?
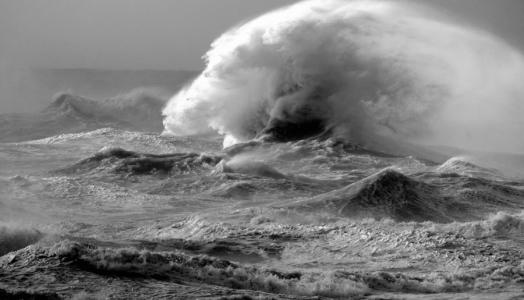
[163,0,524,153]
[0,89,167,143]
[45,89,166,130]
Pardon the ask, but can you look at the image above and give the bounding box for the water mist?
[163,0,524,153]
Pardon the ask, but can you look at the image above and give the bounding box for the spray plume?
[163,0,524,153]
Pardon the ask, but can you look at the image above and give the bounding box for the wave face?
[0,225,43,256]
[163,0,524,152]
[282,166,524,223]
[57,147,222,176]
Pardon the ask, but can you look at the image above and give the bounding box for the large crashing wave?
[163,0,524,152]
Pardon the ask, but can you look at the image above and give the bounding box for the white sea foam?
[163,0,524,153]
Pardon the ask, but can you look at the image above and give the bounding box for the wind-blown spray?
[163,0,524,152]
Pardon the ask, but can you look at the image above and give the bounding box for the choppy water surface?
[2,1,524,297]
[1,128,523,299]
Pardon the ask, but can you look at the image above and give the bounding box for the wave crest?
[0,225,43,256]
[163,0,524,153]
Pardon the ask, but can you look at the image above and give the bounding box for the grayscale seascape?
[1,1,524,299]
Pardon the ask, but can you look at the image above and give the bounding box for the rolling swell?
[285,169,453,222]
[282,167,524,223]
[53,137,524,224]
[57,147,222,176]
[2,132,524,299]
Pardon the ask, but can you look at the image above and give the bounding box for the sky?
[0,0,297,71]
[1,0,523,71]
[0,0,523,112]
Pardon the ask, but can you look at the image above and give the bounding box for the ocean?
[0,102,523,299]
[1,0,524,298]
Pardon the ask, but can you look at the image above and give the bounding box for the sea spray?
[163,0,524,153]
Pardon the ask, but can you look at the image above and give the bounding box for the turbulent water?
[1,126,524,299]
[163,0,524,153]
[2,1,524,299]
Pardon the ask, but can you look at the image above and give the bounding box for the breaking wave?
[46,88,167,132]
[12,238,520,297]
[163,0,524,153]
[0,88,167,143]
[57,147,222,176]
[0,224,43,256]
[435,210,524,239]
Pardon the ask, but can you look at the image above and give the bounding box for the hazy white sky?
[1,0,523,71]
[0,0,297,70]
